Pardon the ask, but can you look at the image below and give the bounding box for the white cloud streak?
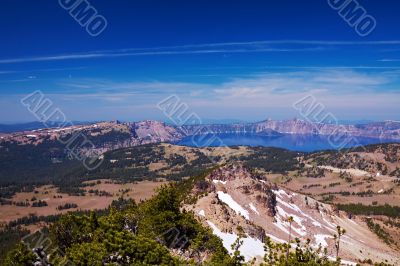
[2,39,400,64]
[4,69,399,121]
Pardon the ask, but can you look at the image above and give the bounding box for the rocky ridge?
[1,119,400,158]
[184,164,400,265]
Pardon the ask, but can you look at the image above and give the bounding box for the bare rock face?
[0,120,185,158]
[185,163,400,265]
[264,189,277,217]
[193,179,213,194]
[130,120,184,144]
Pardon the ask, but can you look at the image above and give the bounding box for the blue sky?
[0,0,400,123]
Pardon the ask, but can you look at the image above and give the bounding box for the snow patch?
[207,221,265,261]
[276,206,306,236]
[314,234,333,248]
[213,180,227,185]
[198,210,205,217]
[217,191,249,220]
[312,221,322,227]
[322,217,336,229]
[266,233,286,244]
[249,203,259,215]
[347,218,357,225]
[273,189,289,198]
[327,256,357,266]
[276,196,302,213]
[273,215,290,235]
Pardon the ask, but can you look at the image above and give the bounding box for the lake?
[176,133,399,152]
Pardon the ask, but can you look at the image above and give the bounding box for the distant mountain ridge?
[0,121,90,133]
[1,119,400,150]
[181,119,400,140]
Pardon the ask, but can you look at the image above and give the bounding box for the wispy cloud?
[3,39,400,64]
[0,47,326,64]
[58,69,398,101]
[58,78,212,99]
[0,53,109,64]
[378,59,400,62]
[5,69,399,121]
[0,70,17,74]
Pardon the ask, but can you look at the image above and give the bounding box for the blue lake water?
[176,133,399,152]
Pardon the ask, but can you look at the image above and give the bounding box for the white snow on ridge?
[249,203,259,215]
[322,217,336,229]
[327,256,357,266]
[276,206,306,236]
[347,218,357,225]
[312,221,322,227]
[273,215,290,235]
[275,196,302,213]
[314,234,333,248]
[198,210,205,217]
[207,221,265,262]
[213,180,227,185]
[273,189,289,198]
[274,188,327,231]
[217,191,250,220]
[266,233,286,243]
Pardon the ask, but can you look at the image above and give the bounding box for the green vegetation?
[8,209,110,228]
[306,143,400,177]
[263,237,339,266]
[0,143,304,201]
[3,164,396,265]
[31,200,48,207]
[3,242,37,265]
[0,226,30,264]
[56,203,78,210]
[365,219,394,246]
[241,147,301,173]
[4,176,234,265]
[336,203,400,218]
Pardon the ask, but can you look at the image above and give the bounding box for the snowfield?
[217,191,250,220]
[249,203,259,215]
[190,165,400,265]
[314,234,333,248]
[198,209,205,217]
[213,180,227,185]
[207,221,265,261]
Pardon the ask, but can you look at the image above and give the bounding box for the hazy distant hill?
[0,121,90,133]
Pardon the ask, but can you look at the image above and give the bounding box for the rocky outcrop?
[2,119,400,160]
[185,163,400,265]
